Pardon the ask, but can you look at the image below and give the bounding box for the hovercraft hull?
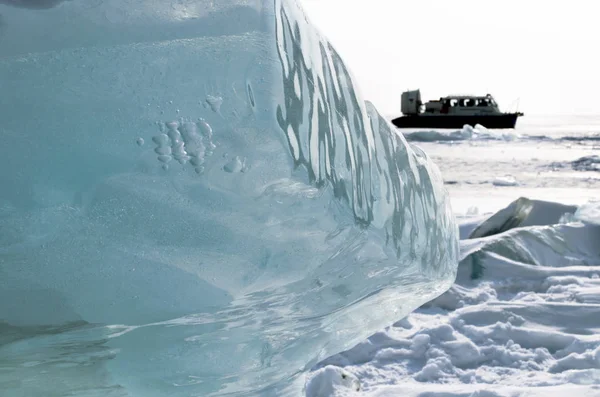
[391,113,522,129]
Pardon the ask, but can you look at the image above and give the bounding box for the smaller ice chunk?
[492,175,518,187]
[571,155,600,171]
[574,201,600,225]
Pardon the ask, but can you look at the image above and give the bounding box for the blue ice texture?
[0,0,458,395]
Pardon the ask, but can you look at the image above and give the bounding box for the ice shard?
[0,0,458,395]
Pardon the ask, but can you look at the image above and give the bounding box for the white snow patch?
[307,202,600,397]
[305,366,361,396]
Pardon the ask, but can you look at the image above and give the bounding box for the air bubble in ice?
[155,146,172,155]
[152,134,169,146]
[197,119,213,140]
[205,95,223,113]
[224,156,244,173]
[158,155,172,163]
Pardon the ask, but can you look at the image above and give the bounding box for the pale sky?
[301,0,600,117]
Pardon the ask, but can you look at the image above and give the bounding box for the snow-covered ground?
[306,117,600,396]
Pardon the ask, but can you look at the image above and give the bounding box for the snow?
[306,198,600,396]
[306,366,362,396]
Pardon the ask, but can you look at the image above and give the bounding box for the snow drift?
[307,197,600,396]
